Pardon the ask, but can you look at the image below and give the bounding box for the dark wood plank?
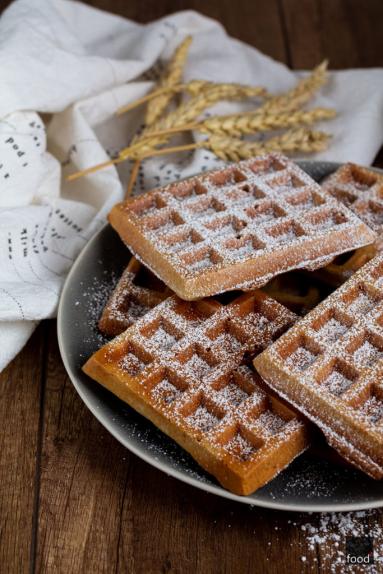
[281,0,383,70]
[35,323,131,573]
[0,325,45,574]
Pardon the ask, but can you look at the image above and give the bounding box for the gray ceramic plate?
[58,160,383,512]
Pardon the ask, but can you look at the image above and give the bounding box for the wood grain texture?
[0,324,45,574]
[1,1,383,573]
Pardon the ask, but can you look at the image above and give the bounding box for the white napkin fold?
[1,0,383,371]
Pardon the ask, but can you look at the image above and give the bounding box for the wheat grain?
[205,128,331,161]
[198,107,336,136]
[260,60,329,115]
[128,83,267,156]
[68,60,333,182]
[116,79,263,115]
[143,107,335,139]
[145,36,192,126]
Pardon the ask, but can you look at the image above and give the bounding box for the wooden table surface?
[1,1,383,573]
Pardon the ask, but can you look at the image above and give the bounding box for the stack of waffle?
[83,153,383,495]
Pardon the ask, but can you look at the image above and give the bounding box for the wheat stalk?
[141,107,335,139]
[145,36,192,126]
[199,107,335,136]
[116,79,265,115]
[259,60,328,115]
[126,159,141,197]
[128,83,267,157]
[68,59,333,182]
[128,128,331,163]
[205,128,331,161]
[67,126,331,182]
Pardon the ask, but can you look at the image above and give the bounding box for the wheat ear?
[145,36,192,126]
[128,83,267,157]
[141,107,335,138]
[260,60,329,115]
[205,128,331,161]
[124,128,331,163]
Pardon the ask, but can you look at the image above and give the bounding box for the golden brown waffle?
[84,291,309,495]
[316,163,383,286]
[99,257,170,336]
[262,272,323,315]
[254,252,383,479]
[322,163,383,232]
[109,153,376,300]
[313,244,379,287]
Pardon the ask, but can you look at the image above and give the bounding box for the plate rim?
[57,160,383,513]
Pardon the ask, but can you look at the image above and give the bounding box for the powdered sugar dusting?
[323,370,353,397]
[186,405,221,432]
[224,432,256,461]
[116,153,373,297]
[255,252,383,478]
[214,381,248,408]
[323,162,383,236]
[318,317,348,343]
[295,511,383,573]
[353,341,383,367]
[91,291,306,491]
[99,261,167,336]
[285,346,317,372]
[151,379,182,405]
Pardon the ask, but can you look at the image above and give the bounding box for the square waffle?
[254,252,383,479]
[323,163,383,233]
[83,291,309,495]
[99,257,170,336]
[108,153,375,300]
[317,163,383,286]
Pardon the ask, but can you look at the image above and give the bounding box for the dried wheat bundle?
[205,128,331,161]
[143,107,335,138]
[116,79,264,116]
[119,128,330,163]
[145,36,192,126]
[260,60,329,115]
[128,82,267,157]
[67,33,335,192]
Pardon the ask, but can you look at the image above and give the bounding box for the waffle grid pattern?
[98,258,169,336]
[254,253,383,477]
[122,154,371,275]
[316,163,383,286]
[85,292,308,494]
[322,163,383,232]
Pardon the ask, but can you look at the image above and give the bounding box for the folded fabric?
[0,0,382,371]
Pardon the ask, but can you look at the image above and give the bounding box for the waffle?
[108,154,375,300]
[262,272,323,315]
[83,291,309,495]
[254,252,383,479]
[99,257,170,336]
[313,245,379,287]
[316,163,383,286]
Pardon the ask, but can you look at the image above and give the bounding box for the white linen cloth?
[0,0,383,371]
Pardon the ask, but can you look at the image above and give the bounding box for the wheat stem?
[125,159,141,198]
[116,80,266,117]
[116,86,182,116]
[138,107,335,140]
[145,36,192,126]
[66,156,126,181]
[205,129,330,161]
